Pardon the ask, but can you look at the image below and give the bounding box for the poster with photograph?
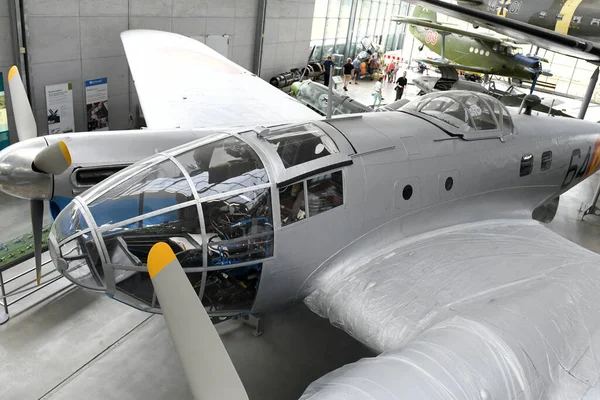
[0,72,9,150]
[85,78,108,131]
[45,83,75,134]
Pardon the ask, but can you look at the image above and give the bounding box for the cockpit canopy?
[400,91,514,139]
[50,133,274,312]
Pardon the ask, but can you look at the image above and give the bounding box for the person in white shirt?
[372,77,383,108]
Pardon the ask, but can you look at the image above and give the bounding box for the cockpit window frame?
[400,91,515,141]
[51,130,279,313]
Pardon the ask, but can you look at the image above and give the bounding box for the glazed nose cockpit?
[48,133,275,314]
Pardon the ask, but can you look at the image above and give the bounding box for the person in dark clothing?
[323,56,335,87]
[395,71,408,101]
[343,58,353,91]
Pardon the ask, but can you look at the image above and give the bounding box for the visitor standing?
[343,58,353,91]
[395,71,408,101]
[372,77,383,108]
[323,56,335,87]
[352,56,362,84]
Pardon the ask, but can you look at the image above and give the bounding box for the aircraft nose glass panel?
[50,202,105,290]
[87,159,190,228]
[50,133,274,313]
[52,201,89,243]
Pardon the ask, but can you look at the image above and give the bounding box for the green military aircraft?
[394,7,550,82]
[400,0,600,62]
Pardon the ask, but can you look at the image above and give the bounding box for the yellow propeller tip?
[58,141,72,166]
[8,66,18,82]
[148,242,176,279]
[36,276,41,285]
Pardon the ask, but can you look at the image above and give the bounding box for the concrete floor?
[1,87,600,399]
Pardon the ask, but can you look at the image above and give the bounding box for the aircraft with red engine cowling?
[3,29,600,399]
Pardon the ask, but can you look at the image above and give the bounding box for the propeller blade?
[148,242,249,400]
[7,66,37,142]
[32,141,72,175]
[30,200,44,285]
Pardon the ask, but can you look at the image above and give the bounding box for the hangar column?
[253,0,267,76]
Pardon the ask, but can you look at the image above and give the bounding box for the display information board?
[85,78,109,131]
[45,82,75,134]
[0,72,10,150]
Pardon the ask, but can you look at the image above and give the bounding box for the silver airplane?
[4,30,600,398]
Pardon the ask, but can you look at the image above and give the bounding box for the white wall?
[260,0,316,80]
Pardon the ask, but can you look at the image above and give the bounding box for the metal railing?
[0,259,66,316]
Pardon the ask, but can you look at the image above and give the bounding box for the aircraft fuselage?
[466,0,600,41]
[15,94,600,318]
[410,24,537,80]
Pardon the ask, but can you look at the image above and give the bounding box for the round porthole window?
[403,185,413,200]
[445,177,454,191]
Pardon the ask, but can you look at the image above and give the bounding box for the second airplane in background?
[394,6,550,84]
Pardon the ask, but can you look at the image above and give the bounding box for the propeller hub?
[0,138,53,200]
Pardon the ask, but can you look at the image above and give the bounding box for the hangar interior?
[1,0,600,399]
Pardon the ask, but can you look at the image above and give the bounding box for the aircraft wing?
[393,15,504,43]
[418,58,492,74]
[304,219,600,398]
[402,0,600,62]
[121,30,319,131]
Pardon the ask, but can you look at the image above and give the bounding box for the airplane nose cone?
[0,138,53,200]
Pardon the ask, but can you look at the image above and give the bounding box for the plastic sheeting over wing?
[121,30,319,130]
[304,219,600,399]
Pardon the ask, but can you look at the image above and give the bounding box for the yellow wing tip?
[148,242,176,279]
[8,66,18,82]
[58,141,72,166]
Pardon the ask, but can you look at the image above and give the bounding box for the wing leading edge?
[304,219,600,399]
[404,0,600,62]
[121,30,319,131]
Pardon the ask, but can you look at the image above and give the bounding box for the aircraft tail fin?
[412,6,437,23]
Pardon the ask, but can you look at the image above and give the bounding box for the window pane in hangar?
[174,137,268,201]
[202,188,274,267]
[334,39,346,55]
[312,17,326,40]
[377,1,386,21]
[314,0,329,17]
[340,0,352,18]
[337,18,350,39]
[360,0,372,19]
[369,1,379,19]
[323,39,336,58]
[87,159,193,228]
[328,0,341,15]
[325,18,339,39]
[310,39,323,60]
